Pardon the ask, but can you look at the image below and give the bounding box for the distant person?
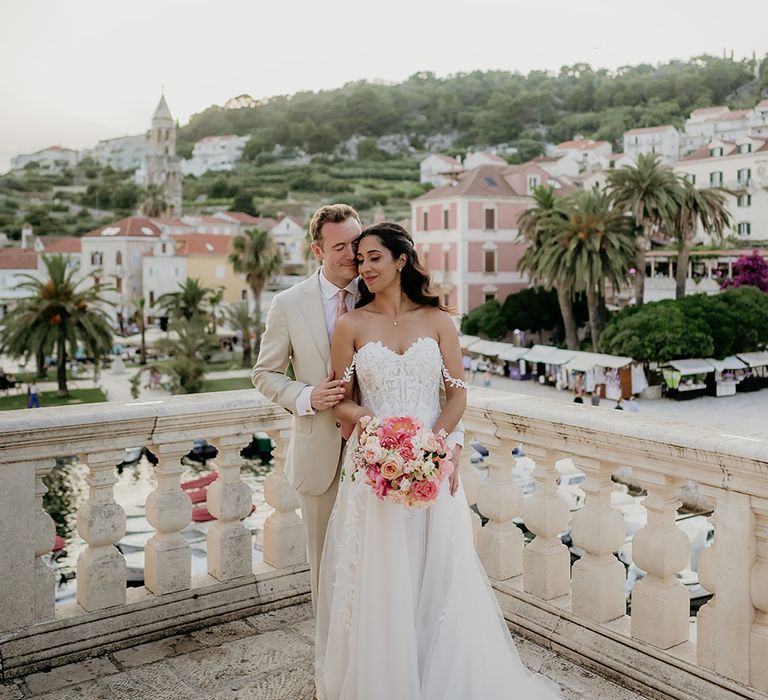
[590,392,600,407]
[626,395,639,413]
[482,368,492,388]
[462,354,471,382]
[469,357,479,384]
[27,381,40,408]
[614,398,624,410]
[573,396,584,404]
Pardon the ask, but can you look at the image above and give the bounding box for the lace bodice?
[352,337,444,427]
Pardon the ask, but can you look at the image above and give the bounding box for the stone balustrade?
[2,387,768,699]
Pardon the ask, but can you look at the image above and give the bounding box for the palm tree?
[541,190,635,350]
[133,296,148,365]
[229,228,282,350]
[517,185,579,349]
[207,286,225,335]
[0,255,114,396]
[156,278,214,322]
[156,316,219,394]
[141,184,167,217]
[607,153,682,305]
[673,179,732,299]
[222,302,256,368]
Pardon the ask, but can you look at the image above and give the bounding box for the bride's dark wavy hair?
[354,222,446,311]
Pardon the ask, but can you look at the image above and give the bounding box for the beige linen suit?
[252,270,345,606]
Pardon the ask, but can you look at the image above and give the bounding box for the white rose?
[399,478,412,492]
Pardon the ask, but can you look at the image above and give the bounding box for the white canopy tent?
[564,351,632,373]
[497,346,530,362]
[705,356,747,372]
[736,351,768,368]
[459,335,481,351]
[469,340,514,358]
[520,344,560,364]
[665,359,713,375]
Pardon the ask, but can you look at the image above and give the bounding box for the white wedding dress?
[315,337,561,699]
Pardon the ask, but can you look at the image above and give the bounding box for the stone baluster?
[262,427,306,568]
[750,498,768,692]
[522,448,570,599]
[33,460,56,623]
[76,451,126,611]
[570,458,625,622]
[630,473,689,648]
[145,443,192,595]
[475,436,524,580]
[696,488,754,685]
[457,443,482,542]
[206,437,254,580]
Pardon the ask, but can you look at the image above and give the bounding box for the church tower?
[145,93,182,217]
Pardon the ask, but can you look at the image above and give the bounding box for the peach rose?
[412,479,438,503]
[380,457,404,481]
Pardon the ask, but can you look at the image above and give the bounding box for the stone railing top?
[0,390,289,464]
[465,389,768,497]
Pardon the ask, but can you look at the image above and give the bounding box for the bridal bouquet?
[348,415,454,508]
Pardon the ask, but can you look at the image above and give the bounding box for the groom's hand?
[310,371,346,411]
[449,445,461,496]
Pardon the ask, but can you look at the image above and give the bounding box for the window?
[241,289,248,300]
[161,243,167,254]
[737,222,751,236]
[683,173,696,185]
[739,143,752,154]
[443,209,449,230]
[484,292,497,303]
[737,168,751,185]
[737,194,752,207]
[93,276,100,288]
[422,211,428,231]
[90,251,102,266]
[115,277,122,292]
[484,250,497,273]
[709,147,724,157]
[149,291,155,305]
[484,208,496,230]
[443,250,450,270]
[709,171,723,186]
[528,176,539,191]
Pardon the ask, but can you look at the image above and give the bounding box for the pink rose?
[438,458,454,480]
[412,479,438,503]
[373,476,389,500]
[383,416,419,436]
[399,444,416,461]
[379,436,398,450]
[366,466,380,481]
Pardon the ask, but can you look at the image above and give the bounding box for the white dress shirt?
[294,267,464,448]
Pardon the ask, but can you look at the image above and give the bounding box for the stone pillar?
[750,498,768,692]
[206,437,253,580]
[697,488,754,684]
[475,436,524,581]
[458,444,482,542]
[570,458,626,622]
[33,460,57,623]
[630,474,690,648]
[76,451,126,611]
[522,448,570,599]
[262,428,306,568]
[145,443,192,595]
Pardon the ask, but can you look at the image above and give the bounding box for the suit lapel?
[298,271,331,362]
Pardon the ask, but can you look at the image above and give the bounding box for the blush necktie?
[335,289,355,440]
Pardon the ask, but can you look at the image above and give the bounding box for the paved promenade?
[0,603,649,699]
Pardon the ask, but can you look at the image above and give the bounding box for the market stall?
[704,356,748,397]
[735,351,768,392]
[497,345,531,380]
[563,351,633,399]
[661,359,711,401]
[466,340,513,375]
[520,345,577,387]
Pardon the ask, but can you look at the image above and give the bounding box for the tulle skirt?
[315,460,562,700]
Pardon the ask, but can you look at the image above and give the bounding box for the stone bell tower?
[144,93,182,217]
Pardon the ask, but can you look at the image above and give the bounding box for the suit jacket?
[252,271,343,496]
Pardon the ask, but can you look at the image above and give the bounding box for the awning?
[705,356,747,372]
[459,335,480,350]
[543,348,578,366]
[497,346,530,362]
[469,340,515,358]
[520,344,558,364]
[565,351,632,373]
[665,359,712,375]
[736,351,768,368]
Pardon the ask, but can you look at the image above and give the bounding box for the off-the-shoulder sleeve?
[441,362,467,389]
[342,352,358,384]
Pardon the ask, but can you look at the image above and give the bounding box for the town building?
[87,134,148,172]
[674,136,768,242]
[181,135,249,177]
[269,215,306,276]
[139,95,182,217]
[0,249,38,318]
[464,150,507,170]
[419,154,463,187]
[9,146,78,174]
[623,125,680,164]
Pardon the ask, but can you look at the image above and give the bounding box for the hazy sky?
[1,0,766,172]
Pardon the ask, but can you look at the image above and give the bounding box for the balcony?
[1,390,767,698]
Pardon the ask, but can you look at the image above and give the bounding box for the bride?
[315,222,561,699]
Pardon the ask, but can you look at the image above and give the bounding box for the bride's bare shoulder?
[418,306,457,338]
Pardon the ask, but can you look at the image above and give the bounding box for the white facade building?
[181,135,249,177]
[269,216,306,273]
[0,249,40,318]
[623,126,680,163]
[89,134,148,172]
[680,102,768,155]
[419,154,463,187]
[10,146,78,173]
[549,139,613,172]
[141,234,188,319]
[674,136,768,242]
[464,150,507,170]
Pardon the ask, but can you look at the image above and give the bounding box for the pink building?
[411,164,543,314]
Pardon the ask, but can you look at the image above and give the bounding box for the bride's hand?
[449,445,461,496]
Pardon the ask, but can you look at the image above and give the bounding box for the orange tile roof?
[170,233,233,257]
[415,165,519,201]
[0,249,37,269]
[82,217,162,238]
[625,125,676,135]
[41,237,81,253]
[556,139,610,150]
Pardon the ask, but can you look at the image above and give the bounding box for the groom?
[252,203,362,607]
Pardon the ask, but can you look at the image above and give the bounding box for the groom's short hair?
[309,204,360,245]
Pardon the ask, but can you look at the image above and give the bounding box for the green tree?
[607,153,682,305]
[222,302,256,368]
[140,184,167,217]
[228,228,282,349]
[501,288,561,343]
[0,255,114,396]
[460,299,506,340]
[673,179,731,299]
[156,278,214,322]
[156,316,218,394]
[541,190,635,350]
[517,186,579,349]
